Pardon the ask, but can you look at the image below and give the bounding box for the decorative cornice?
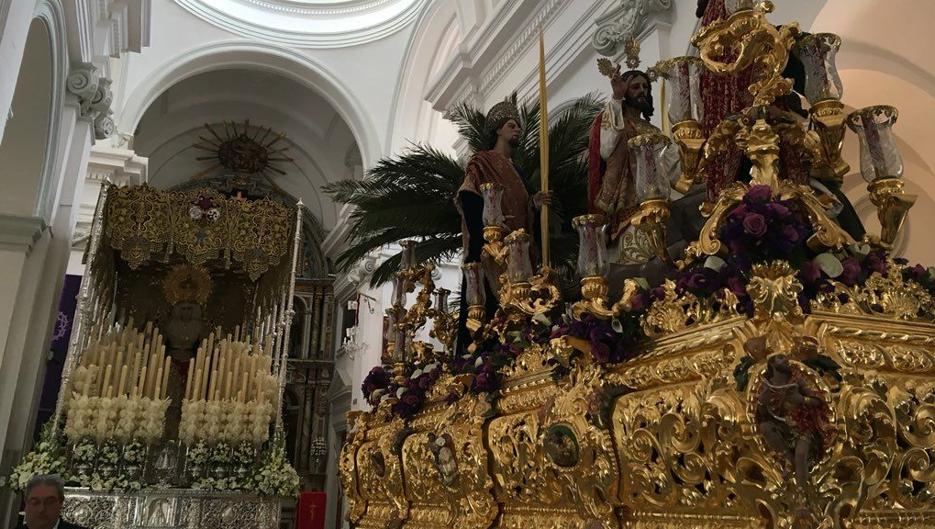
[0,214,49,255]
[591,0,673,56]
[64,0,150,63]
[426,0,565,114]
[477,0,565,95]
[174,0,427,48]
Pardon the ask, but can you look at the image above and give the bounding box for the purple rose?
[629,291,649,312]
[650,286,666,301]
[799,261,822,285]
[678,269,710,292]
[766,202,791,218]
[401,392,421,407]
[909,264,927,281]
[726,276,747,296]
[729,204,749,220]
[745,185,772,203]
[590,340,610,364]
[866,252,887,275]
[417,375,432,390]
[742,213,768,238]
[840,257,862,286]
[781,224,800,244]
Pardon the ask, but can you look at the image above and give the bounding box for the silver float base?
[63,487,283,529]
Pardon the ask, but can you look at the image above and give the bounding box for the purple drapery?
[32,274,81,439]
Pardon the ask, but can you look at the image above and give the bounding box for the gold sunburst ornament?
[192,120,293,179]
[162,264,213,306]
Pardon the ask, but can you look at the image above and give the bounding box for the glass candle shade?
[655,56,704,124]
[504,231,533,283]
[724,0,756,15]
[462,263,485,306]
[391,274,407,307]
[480,182,506,227]
[433,288,450,312]
[383,311,397,344]
[629,134,673,202]
[392,325,408,362]
[794,33,843,104]
[846,105,903,182]
[399,240,417,271]
[573,214,608,278]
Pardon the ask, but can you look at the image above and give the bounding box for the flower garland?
[360,185,935,420]
[7,423,67,491]
[249,434,300,497]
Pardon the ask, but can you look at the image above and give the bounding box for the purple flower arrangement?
[391,363,442,418]
[360,362,443,418]
[361,184,935,420]
[361,366,391,406]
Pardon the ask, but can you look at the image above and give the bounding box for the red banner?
[297,491,327,529]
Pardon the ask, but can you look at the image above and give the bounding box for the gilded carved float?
[340,2,933,529]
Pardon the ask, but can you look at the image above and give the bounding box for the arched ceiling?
[174,0,427,47]
[133,68,361,234]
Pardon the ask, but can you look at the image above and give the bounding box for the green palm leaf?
[324,93,602,287]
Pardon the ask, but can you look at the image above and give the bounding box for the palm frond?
[325,94,603,286]
[447,102,488,152]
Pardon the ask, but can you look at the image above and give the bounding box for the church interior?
[0,1,934,528]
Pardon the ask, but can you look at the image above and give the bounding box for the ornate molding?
[592,0,673,56]
[175,0,427,48]
[0,214,49,255]
[477,0,565,94]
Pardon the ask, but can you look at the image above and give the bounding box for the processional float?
[341,2,934,529]
[12,183,303,528]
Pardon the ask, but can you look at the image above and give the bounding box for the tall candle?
[153,366,163,400]
[137,366,147,398]
[185,360,195,400]
[161,356,170,400]
[102,364,113,396]
[193,368,203,401]
[538,28,551,269]
[117,365,128,396]
[224,371,233,400]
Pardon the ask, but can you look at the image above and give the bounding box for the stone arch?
[0,1,67,222]
[386,1,461,152]
[118,40,382,171]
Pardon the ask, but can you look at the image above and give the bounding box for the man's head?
[24,474,65,529]
[485,100,522,150]
[765,354,792,381]
[619,70,653,120]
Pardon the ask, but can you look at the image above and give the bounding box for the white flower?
[189,205,203,220]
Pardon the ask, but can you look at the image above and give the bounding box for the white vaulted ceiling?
[133,67,361,233]
[174,0,427,47]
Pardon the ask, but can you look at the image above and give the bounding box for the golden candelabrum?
[496,230,560,317]
[383,240,460,375]
[479,183,510,266]
[846,105,916,249]
[652,56,706,194]
[427,288,457,354]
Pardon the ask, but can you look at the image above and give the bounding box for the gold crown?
[485,99,520,134]
[597,37,643,79]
